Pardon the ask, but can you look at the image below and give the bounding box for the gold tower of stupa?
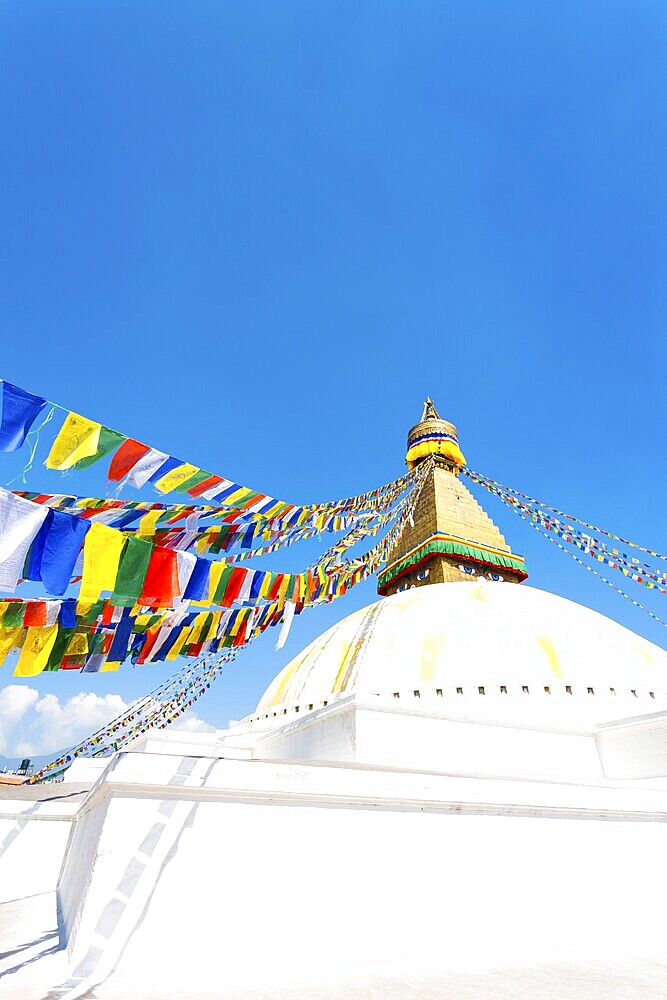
[378,400,527,595]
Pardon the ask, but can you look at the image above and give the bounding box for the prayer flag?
[122,448,170,489]
[0,626,25,667]
[74,426,126,470]
[0,489,49,592]
[0,381,47,452]
[147,456,181,485]
[14,623,59,677]
[183,557,211,602]
[39,508,91,595]
[45,413,102,470]
[187,474,224,498]
[153,462,201,494]
[79,522,127,603]
[44,626,74,672]
[107,438,151,482]
[24,601,47,627]
[2,601,25,627]
[112,535,153,603]
[140,547,179,607]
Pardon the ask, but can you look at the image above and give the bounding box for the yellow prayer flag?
[45,413,101,470]
[133,614,154,627]
[188,612,208,645]
[220,487,251,507]
[66,632,89,656]
[138,509,163,537]
[0,627,25,668]
[166,626,192,660]
[206,610,222,641]
[261,501,284,518]
[153,462,200,494]
[101,660,120,672]
[79,522,126,604]
[14,624,59,677]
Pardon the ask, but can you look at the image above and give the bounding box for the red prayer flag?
[24,602,47,627]
[187,474,224,498]
[140,547,180,607]
[108,439,151,482]
[136,626,162,664]
[220,566,247,607]
[233,622,248,647]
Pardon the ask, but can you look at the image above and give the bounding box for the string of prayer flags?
[466,469,667,562]
[3,377,418,521]
[465,468,667,628]
[29,648,240,782]
[515,506,667,629]
[0,471,422,679]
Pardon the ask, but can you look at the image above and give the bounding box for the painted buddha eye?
[397,582,409,593]
[458,564,475,575]
[488,572,502,582]
[416,569,430,581]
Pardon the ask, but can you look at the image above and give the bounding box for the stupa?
[3,404,667,1000]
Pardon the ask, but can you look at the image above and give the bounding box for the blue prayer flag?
[0,381,47,452]
[40,509,91,595]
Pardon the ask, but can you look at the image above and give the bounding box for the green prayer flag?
[177,469,211,493]
[113,535,153,600]
[212,565,235,605]
[75,427,127,470]
[3,602,26,628]
[45,627,75,671]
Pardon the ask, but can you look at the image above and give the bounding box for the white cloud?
[0,685,219,758]
[0,685,40,755]
[170,712,217,735]
[0,685,128,757]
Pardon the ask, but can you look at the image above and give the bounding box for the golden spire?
[378,403,528,595]
[420,397,441,422]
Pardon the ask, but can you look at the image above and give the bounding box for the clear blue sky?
[1,1,666,745]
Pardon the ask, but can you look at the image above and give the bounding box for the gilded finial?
[420,397,441,422]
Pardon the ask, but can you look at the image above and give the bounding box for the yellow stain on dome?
[332,639,357,692]
[269,628,344,707]
[632,643,654,665]
[269,649,311,707]
[536,634,563,678]
[470,581,490,605]
[419,632,446,683]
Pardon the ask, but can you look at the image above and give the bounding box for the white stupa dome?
[251,581,667,727]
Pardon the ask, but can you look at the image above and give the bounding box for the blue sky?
[1,1,666,757]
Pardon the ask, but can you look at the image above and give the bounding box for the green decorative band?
[378,535,528,592]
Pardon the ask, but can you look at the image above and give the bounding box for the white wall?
[0,798,77,903]
[253,700,603,782]
[53,750,667,999]
[60,782,667,999]
[597,712,667,779]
